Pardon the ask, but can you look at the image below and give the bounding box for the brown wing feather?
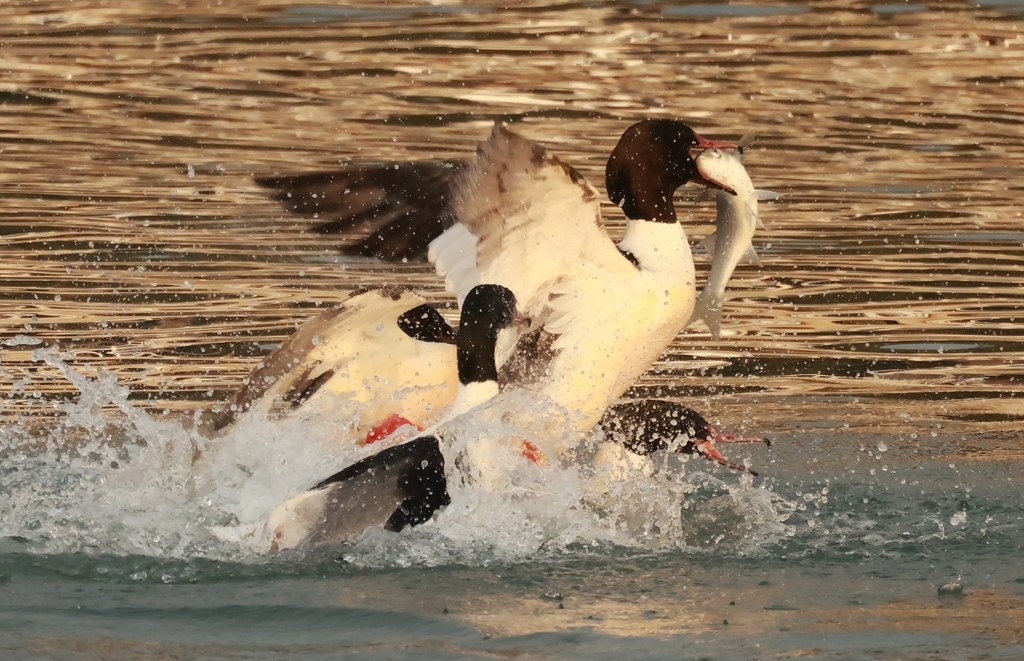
[213,287,415,431]
[212,303,350,431]
[255,161,464,261]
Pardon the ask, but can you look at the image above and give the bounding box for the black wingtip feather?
[255,161,466,261]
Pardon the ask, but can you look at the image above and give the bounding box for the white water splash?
[2,335,43,347]
[0,349,793,566]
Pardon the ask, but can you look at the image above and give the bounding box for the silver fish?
[688,146,779,338]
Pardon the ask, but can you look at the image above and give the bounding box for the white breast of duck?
[535,219,696,434]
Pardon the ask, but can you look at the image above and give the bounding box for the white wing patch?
[430,123,623,323]
[543,274,614,343]
[427,223,479,306]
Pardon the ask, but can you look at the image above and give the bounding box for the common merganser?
[211,282,521,444]
[429,122,735,449]
[265,284,518,551]
[688,143,780,338]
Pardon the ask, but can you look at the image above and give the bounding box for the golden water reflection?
[1,0,1023,445]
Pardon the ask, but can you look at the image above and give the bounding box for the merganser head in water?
[265,284,519,552]
[598,399,770,475]
[605,119,738,222]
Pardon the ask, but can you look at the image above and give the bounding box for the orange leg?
[364,413,423,445]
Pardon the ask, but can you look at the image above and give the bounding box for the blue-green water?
[3,553,1022,661]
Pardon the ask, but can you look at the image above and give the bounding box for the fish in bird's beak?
[694,147,747,197]
[691,133,739,195]
[694,171,737,196]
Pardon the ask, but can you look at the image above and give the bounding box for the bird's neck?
[449,380,499,418]
[456,330,499,385]
[618,219,693,276]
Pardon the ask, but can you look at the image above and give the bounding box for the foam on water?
[0,348,797,568]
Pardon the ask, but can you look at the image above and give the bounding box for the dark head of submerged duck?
[599,399,769,475]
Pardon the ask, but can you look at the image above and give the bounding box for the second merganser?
[265,284,518,551]
[597,399,770,475]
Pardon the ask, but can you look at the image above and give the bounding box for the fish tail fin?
[737,132,757,158]
[689,289,724,339]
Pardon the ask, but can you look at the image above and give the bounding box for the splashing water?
[0,348,794,567]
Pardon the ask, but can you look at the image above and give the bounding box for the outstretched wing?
[427,124,636,387]
[213,288,440,431]
[255,161,464,261]
[429,123,627,319]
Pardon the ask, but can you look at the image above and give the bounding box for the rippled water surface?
[2,1,1024,659]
